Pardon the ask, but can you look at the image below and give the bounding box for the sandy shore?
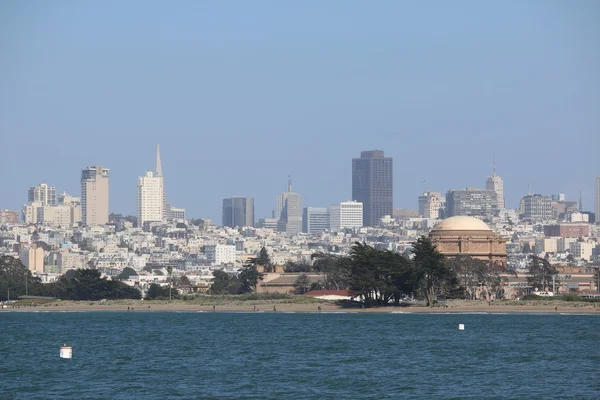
[2,299,600,314]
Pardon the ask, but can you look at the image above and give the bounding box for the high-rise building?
[302,207,330,234]
[418,192,444,219]
[222,197,254,228]
[521,194,553,220]
[137,171,165,228]
[595,177,600,224]
[276,177,302,235]
[20,245,45,273]
[445,187,498,219]
[330,201,363,231]
[137,145,168,228]
[352,150,393,226]
[28,184,56,206]
[81,166,109,226]
[485,158,504,209]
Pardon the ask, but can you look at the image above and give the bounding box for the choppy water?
[1,311,599,399]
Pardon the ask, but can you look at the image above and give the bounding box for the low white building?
[204,244,236,265]
[330,201,363,231]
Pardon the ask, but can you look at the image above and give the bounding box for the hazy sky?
[2,1,599,222]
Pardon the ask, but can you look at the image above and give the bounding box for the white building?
[569,242,594,261]
[534,238,558,254]
[36,205,72,227]
[28,183,56,206]
[20,245,45,273]
[418,192,444,219]
[205,244,236,265]
[137,171,165,228]
[330,201,363,231]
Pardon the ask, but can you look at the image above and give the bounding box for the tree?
[446,255,487,299]
[527,256,558,292]
[210,270,243,295]
[284,260,312,273]
[239,264,263,293]
[522,242,532,254]
[250,247,274,272]
[167,266,173,301]
[118,267,138,280]
[311,252,350,290]
[145,283,168,300]
[293,273,311,294]
[0,256,41,301]
[411,236,457,307]
[176,275,191,287]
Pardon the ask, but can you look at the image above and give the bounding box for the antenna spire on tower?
[493,154,496,176]
[287,175,292,192]
[155,144,163,177]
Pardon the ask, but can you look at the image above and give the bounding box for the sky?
[1,0,599,222]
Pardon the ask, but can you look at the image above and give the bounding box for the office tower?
[329,201,363,231]
[595,177,600,224]
[521,194,553,220]
[302,207,330,234]
[222,197,255,227]
[418,192,444,219]
[137,171,165,227]
[552,194,566,202]
[445,187,498,219]
[276,177,302,235]
[81,166,109,226]
[28,183,56,206]
[154,144,170,221]
[485,158,505,209]
[352,150,393,226]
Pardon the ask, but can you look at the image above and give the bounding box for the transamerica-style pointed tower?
[486,155,504,209]
[155,144,163,177]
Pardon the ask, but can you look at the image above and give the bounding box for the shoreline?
[2,299,600,315]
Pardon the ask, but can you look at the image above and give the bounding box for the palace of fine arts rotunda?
[429,216,507,267]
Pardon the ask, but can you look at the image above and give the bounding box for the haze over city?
[1,1,599,221]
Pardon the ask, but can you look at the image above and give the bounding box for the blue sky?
[1,1,599,222]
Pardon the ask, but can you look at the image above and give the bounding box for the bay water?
[1,312,599,399]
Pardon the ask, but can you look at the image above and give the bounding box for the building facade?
[28,184,56,206]
[485,174,505,210]
[330,201,363,231]
[445,187,498,220]
[276,178,302,235]
[204,244,236,265]
[81,166,110,226]
[302,207,330,234]
[137,171,165,228]
[418,192,444,219]
[20,245,45,273]
[521,194,553,220]
[543,223,591,238]
[352,150,393,226]
[222,197,254,228]
[0,209,20,225]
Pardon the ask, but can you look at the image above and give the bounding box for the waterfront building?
[28,183,56,206]
[418,192,444,219]
[429,216,507,267]
[445,187,498,220]
[302,207,330,234]
[276,177,302,235]
[485,159,505,209]
[329,201,363,231]
[352,150,393,226]
[222,197,254,228]
[521,194,553,220]
[81,166,109,226]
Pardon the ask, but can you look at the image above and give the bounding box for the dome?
[432,216,491,232]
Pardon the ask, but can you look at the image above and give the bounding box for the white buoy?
[60,345,72,359]
[458,324,465,330]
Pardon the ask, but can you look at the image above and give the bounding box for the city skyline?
[1,2,599,222]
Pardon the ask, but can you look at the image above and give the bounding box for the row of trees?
[0,256,141,301]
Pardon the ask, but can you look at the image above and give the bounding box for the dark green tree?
[250,247,274,272]
[145,283,169,300]
[293,273,311,294]
[210,270,243,295]
[117,267,138,280]
[522,242,532,254]
[411,236,457,307]
[527,256,558,293]
[0,256,41,301]
[311,252,350,290]
[239,264,263,293]
[284,260,312,273]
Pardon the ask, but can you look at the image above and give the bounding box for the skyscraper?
[276,177,302,235]
[222,197,254,228]
[352,150,393,226]
[595,176,600,224]
[137,145,166,227]
[81,166,109,226]
[28,183,56,206]
[302,207,329,234]
[485,157,505,209]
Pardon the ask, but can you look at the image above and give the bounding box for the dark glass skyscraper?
[222,197,254,228]
[352,150,393,226]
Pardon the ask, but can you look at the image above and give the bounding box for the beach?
[3,299,600,314]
